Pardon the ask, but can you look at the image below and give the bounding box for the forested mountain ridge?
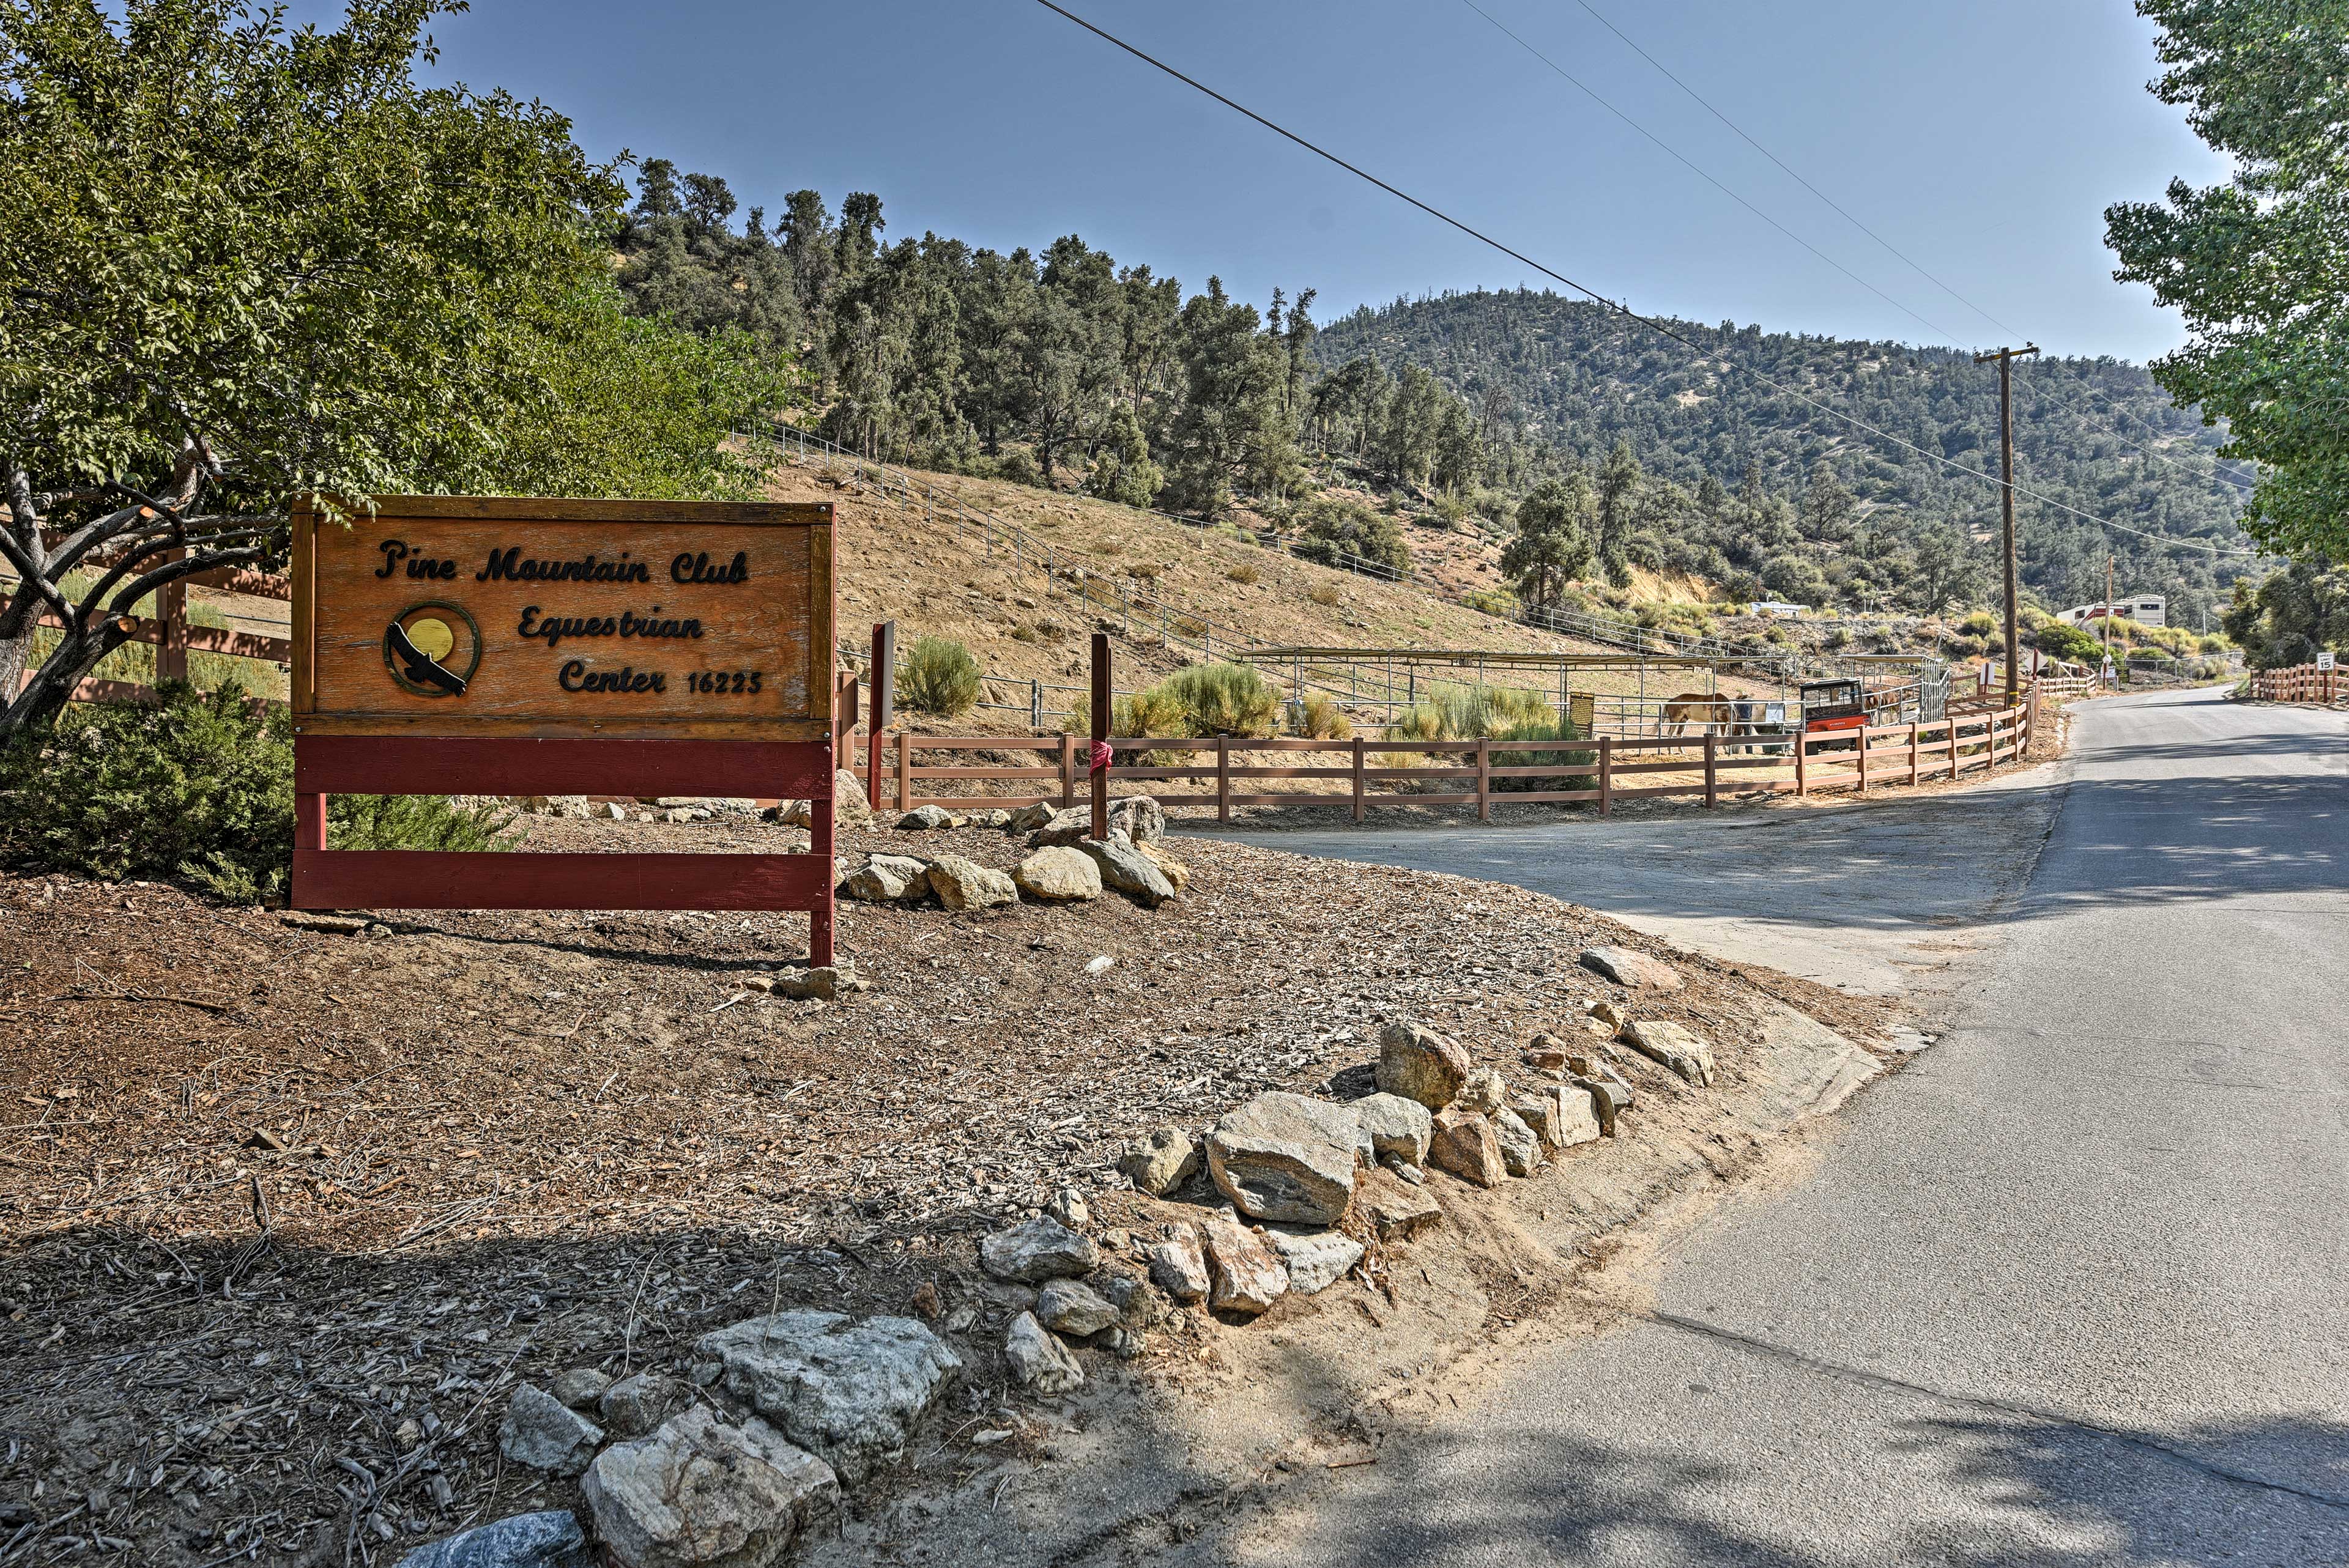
[606,158,2255,629]
[1313,290,2257,623]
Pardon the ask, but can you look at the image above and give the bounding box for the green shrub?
[1489,715,1597,795]
[897,636,983,717]
[0,682,509,902]
[1156,662,1279,737]
[2034,619,2106,665]
[1292,496,1411,576]
[1960,610,1998,637]
[1295,693,1353,741]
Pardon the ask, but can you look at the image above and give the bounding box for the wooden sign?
[287,495,842,964]
[291,496,833,740]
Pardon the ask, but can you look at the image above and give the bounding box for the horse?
[1659,690,1730,741]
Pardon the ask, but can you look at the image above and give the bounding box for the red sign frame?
[286,497,839,966]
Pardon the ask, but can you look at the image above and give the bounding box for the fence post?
[1351,736,1365,823]
[1217,734,1231,823]
[155,549,188,684]
[1857,726,1869,793]
[1031,679,1042,730]
[1599,736,1613,815]
[1476,736,1491,823]
[1703,732,1717,808]
[867,621,896,813]
[1950,720,1960,780]
[896,730,912,814]
[1908,721,1920,786]
[1795,729,1808,797]
[1060,732,1075,808]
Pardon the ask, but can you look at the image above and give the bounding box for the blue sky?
[395,0,2225,362]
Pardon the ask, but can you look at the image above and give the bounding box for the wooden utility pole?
[1090,632,1111,840]
[2114,552,2132,676]
[1974,344,2039,704]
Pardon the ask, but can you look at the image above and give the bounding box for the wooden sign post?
[288,496,840,964]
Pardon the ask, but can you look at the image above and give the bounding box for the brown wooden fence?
[19,562,294,706]
[2249,663,2342,703]
[857,693,2038,822]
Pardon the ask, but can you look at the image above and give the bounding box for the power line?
[1027,0,2260,560]
[1457,0,1975,351]
[1562,0,2260,495]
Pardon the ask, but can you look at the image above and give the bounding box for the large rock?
[1375,1021,1471,1110]
[832,769,875,830]
[1428,1109,1505,1189]
[897,805,961,830]
[1147,1227,1211,1301]
[1118,1125,1201,1195]
[1025,807,1096,848]
[1007,801,1059,834]
[582,1407,836,1568]
[1514,1087,1602,1153]
[1035,1278,1121,1337]
[1490,1106,1542,1177]
[1457,1065,1508,1113]
[1106,795,1166,845]
[1579,945,1683,991]
[1135,840,1190,893]
[1271,1232,1365,1295]
[1354,1167,1444,1241]
[599,1372,686,1439]
[979,1217,1099,1283]
[1003,1312,1084,1395]
[498,1384,602,1476]
[395,1511,587,1568]
[1204,1092,1362,1225]
[1014,846,1102,903]
[1350,1093,1433,1165]
[1622,1019,1716,1087]
[1200,1212,1288,1315]
[1573,1078,1627,1136]
[841,854,929,903]
[1079,834,1176,907]
[692,1312,962,1486]
[926,854,1018,912]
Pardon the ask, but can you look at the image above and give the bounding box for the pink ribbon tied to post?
[1088,739,1113,774]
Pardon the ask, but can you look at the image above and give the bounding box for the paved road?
[1198,689,2349,1567]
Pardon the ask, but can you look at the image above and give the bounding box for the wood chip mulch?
[0,814,1887,1566]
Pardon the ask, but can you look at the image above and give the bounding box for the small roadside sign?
[2318,651,2336,671]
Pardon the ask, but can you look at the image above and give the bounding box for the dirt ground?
[0,808,1892,1567]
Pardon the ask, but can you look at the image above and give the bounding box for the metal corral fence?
[2249,662,2343,703]
[858,692,2039,823]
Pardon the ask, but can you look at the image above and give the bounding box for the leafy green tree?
[1900,522,1984,615]
[1595,440,1644,586]
[1799,459,1856,546]
[2221,557,2349,667]
[1085,404,1163,508]
[1499,474,1596,611]
[2106,0,2347,557]
[0,0,787,735]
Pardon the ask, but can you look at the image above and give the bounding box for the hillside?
[1313,290,2255,624]
[750,443,1786,728]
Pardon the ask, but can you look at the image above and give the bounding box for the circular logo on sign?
[382,601,482,698]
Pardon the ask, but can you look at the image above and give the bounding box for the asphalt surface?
[1199,689,2349,1567]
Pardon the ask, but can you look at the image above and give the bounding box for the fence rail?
[856,692,2038,823]
[2249,663,2343,703]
